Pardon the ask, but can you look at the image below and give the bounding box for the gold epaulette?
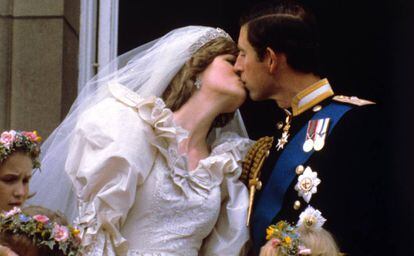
[241,136,274,226]
[332,95,375,106]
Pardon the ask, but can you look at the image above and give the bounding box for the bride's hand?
[259,238,281,256]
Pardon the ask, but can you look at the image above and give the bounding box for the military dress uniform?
[243,79,391,255]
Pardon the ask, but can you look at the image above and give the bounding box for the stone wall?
[0,0,80,139]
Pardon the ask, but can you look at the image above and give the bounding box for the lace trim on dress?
[135,96,218,198]
[133,96,252,198]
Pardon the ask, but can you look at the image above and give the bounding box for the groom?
[235,1,390,255]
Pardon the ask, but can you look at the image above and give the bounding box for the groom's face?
[234,25,274,101]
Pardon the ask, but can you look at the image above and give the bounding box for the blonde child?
[260,206,340,256]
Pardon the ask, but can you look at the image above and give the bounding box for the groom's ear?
[265,47,278,74]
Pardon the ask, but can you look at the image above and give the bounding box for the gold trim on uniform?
[291,78,334,116]
[241,136,274,226]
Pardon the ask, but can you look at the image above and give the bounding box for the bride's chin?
[224,101,244,113]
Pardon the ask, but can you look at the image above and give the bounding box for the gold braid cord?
[241,136,274,226]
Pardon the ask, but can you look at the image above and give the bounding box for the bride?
[29,26,252,255]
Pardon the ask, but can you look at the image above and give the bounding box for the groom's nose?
[234,55,243,73]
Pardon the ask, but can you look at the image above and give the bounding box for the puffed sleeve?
[200,132,254,256]
[65,96,156,256]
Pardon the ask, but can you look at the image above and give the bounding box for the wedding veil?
[28,26,248,221]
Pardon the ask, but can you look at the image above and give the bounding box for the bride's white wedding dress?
[66,84,251,256]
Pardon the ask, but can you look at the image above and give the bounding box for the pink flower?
[271,238,281,247]
[22,131,41,142]
[0,131,16,149]
[53,224,69,242]
[33,215,50,223]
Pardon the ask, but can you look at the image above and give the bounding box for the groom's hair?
[240,0,321,75]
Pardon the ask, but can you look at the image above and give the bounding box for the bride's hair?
[162,37,239,128]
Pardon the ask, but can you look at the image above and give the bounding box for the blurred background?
[1,0,413,253]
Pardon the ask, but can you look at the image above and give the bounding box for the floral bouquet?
[266,220,305,255]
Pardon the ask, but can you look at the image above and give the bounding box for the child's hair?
[296,225,340,256]
[0,206,80,256]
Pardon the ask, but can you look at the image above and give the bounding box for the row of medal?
[303,117,330,152]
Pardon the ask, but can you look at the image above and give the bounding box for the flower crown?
[0,130,42,168]
[0,207,82,256]
[266,206,326,255]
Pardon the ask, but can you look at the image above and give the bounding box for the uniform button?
[276,121,283,130]
[295,165,305,175]
[312,105,322,112]
[293,200,301,210]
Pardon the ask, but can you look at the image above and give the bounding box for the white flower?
[3,207,21,218]
[297,206,326,230]
[294,166,321,203]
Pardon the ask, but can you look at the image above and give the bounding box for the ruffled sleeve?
[65,84,158,255]
[200,132,254,256]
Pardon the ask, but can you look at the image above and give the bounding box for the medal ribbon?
[306,120,318,141]
[315,118,330,139]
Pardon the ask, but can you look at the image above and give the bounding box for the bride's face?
[200,54,246,112]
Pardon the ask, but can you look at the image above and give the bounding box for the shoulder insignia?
[108,82,143,107]
[333,95,375,106]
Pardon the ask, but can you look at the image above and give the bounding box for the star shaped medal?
[276,131,289,150]
[294,166,321,203]
[276,110,292,151]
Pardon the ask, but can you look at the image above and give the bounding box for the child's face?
[0,244,19,256]
[0,152,32,212]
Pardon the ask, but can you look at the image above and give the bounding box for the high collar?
[290,78,334,116]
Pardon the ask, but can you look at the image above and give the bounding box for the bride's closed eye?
[225,56,237,65]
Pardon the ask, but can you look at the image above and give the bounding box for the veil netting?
[28,25,248,222]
